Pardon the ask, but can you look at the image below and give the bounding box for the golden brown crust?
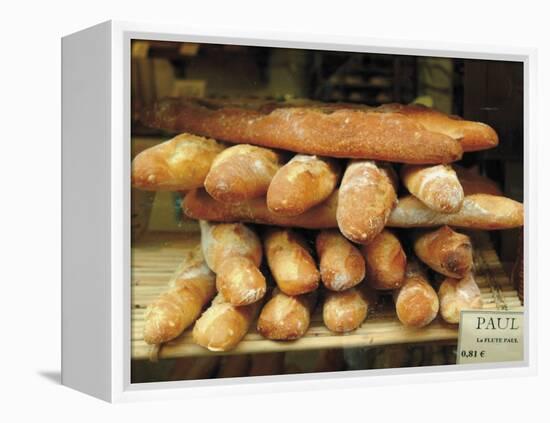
[267,155,340,216]
[256,290,317,340]
[401,164,464,213]
[143,250,216,345]
[413,226,473,278]
[394,261,439,328]
[184,190,524,230]
[215,256,266,306]
[438,272,483,324]
[264,229,320,296]
[204,144,283,203]
[361,230,407,291]
[454,165,503,196]
[142,98,463,164]
[378,103,498,152]
[316,229,365,291]
[337,161,397,244]
[199,221,262,273]
[131,133,225,191]
[192,293,261,352]
[322,286,375,333]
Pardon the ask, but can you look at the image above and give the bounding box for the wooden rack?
[131,231,522,360]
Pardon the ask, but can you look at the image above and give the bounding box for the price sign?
[457,310,524,364]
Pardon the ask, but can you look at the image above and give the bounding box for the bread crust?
[141,98,464,164]
[204,144,283,203]
[131,133,225,191]
[267,155,340,216]
[361,230,407,290]
[264,229,320,295]
[394,261,439,328]
[257,290,317,340]
[337,161,397,244]
[183,190,524,230]
[322,286,375,333]
[413,226,473,278]
[216,256,266,306]
[316,229,366,291]
[401,164,464,213]
[438,272,483,324]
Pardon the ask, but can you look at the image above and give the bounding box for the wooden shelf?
[131,231,522,360]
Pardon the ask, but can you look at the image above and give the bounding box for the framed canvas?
[61,20,537,402]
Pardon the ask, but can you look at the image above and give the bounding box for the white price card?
[457,310,524,364]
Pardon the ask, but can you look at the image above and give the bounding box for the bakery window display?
[129,44,524,383]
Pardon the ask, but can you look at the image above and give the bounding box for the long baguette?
[257,289,317,340]
[267,155,340,216]
[141,98,464,164]
[143,249,216,345]
[322,286,376,333]
[361,230,407,290]
[316,229,365,291]
[413,226,473,278]
[401,164,464,213]
[264,228,320,295]
[183,190,524,230]
[394,261,439,328]
[192,293,261,352]
[204,144,283,203]
[438,272,483,324]
[337,161,397,244]
[131,133,225,191]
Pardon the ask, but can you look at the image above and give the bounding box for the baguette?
[413,226,473,278]
[322,286,376,333]
[184,190,524,230]
[199,221,265,305]
[199,220,262,272]
[361,229,407,290]
[438,272,483,324]
[143,250,216,345]
[142,97,464,164]
[394,261,439,328]
[377,103,498,152]
[337,161,397,244]
[257,289,317,340]
[454,165,503,196]
[267,155,340,216]
[264,229,320,295]
[204,144,283,203]
[400,164,464,213]
[131,133,225,191]
[215,256,266,306]
[316,229,365,291]
[192,293,261,352]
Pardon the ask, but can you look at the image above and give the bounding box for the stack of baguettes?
[133,97,524,354]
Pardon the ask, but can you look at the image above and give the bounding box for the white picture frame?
[61,20,537,403]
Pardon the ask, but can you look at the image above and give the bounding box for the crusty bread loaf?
[141,97,464,164]
[192,293,261,352]
[401,164,464,213]
[267,155,340,216]
[413,226,473,278]
[337,161,397,244]
[315,229,365,291]
[131,133,225,191]
[361,229,406,290]
[264,229,320,295]
[184,189,338,228]
[389,194,524,230]
[143,249,216,345]
[454,165,503,196]
[394,261,439,328]
[438,272,483,324]
[204,144,283,203]
[199,221,262,272]
[257,289,317,340]
[184,190,524,230]
[215,256,266,306]
[377,103,498,152]
[322,285,376,333]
